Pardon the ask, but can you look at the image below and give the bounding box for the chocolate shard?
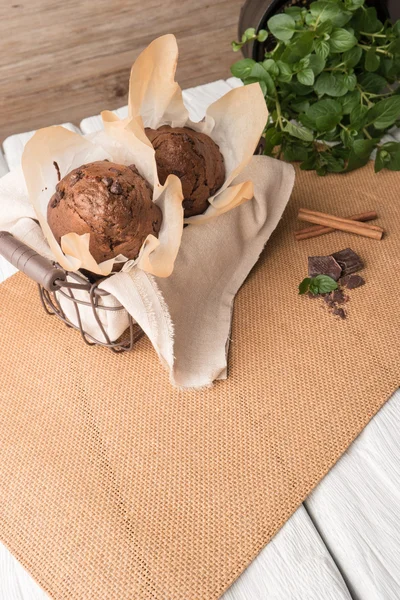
[333,307,347,319]
[308,255,342,281]
[331,289,346,304]
[340,274,365,290]
[331,248,364,276]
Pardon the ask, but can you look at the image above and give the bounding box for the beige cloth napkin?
[0,156,294,387]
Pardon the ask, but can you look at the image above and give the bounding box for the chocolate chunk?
[101,176,113,188]
[50,192,62,209]
[308,255,342,281]
[331,289,345,304]
[110,181,123,195]
[109,167,122,175]
[182,199,194,211]
[69,171,83,186]
[331,248,364,276]
[340,274,365,290]
[333,307,347,320]
[324,295,336,308]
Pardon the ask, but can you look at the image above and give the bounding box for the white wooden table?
[1,78,399,600]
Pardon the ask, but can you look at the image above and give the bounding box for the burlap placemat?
[0,163,399,600]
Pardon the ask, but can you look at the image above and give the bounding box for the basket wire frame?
[38,269,143,352]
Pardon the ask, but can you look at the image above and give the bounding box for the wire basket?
[0,231,143,352]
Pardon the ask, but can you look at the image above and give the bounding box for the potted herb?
[232,0,400,174]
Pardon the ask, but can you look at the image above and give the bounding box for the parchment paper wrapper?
[118,34,269,224]
[21,125,184,277]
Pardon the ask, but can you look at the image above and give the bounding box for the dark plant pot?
[238,0,398,60]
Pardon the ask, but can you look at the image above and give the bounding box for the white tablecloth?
[0,78,399,600]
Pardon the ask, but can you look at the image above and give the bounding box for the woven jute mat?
[0,163,399,600]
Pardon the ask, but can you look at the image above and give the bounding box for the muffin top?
[145,126,225,218]
[47,161,162,264]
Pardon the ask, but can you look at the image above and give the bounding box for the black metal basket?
[0,231,143,352]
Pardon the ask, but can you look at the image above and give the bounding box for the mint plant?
[231,0,400,175]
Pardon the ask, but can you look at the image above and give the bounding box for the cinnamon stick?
[298,209,384,240]
[295,211,378,241]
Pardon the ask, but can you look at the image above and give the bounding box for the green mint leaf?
[230,59,256,80]
[366,96,400,130]
[291,99,311,113]
[365,48,380,72]
[300,152,318,170]
[350,104,368,129]
[343,46,363,69]
[299,277,311,295]
[375,142,400,171]
[345,0,364,11]
[281,32,315,65]
[307,54,326,76]
[283,121,315,142]
[316,20,333,36]
[307,99,343,129]
[231,42,242,52]
[352,138,378,159]
[332,11,353,28]
[244,28,256,40]
[307,98,342,124]
[315,72,348,97]
[283,141,313,162]
[249,63,276,93]
[309,282,320,295]
[344,73,357,91]
[276,60,293,83]
[257,29,268,42]
[313,275,338,294]
[309,1,340,23]
[285,6,303,19]
[299,113,317,130]
[344,138,378,172]
[297,68,315,86]
[262,59,279,77]
[267,13,296,41]
[352,6,382,34]
[358,72,387,94]
[329,28,357,53]
[340,90,361,115]
[314,39,330,60]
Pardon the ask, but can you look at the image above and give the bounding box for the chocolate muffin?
[47,161,162,263]
[145,126,225,218]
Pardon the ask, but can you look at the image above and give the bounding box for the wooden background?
[0,0,244,142]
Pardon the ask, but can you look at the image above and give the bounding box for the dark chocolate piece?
[333,307,347,319]
[101,176,113,188]
[331,248,364,276]
[324,295,336,308]
[308,255,342,281]
[110,181,123,195]
[331,289,345,304]
[340,274,365,290]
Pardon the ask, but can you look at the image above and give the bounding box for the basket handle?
[0,231,66,291]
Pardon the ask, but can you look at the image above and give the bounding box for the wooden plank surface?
[0,0,243,142]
